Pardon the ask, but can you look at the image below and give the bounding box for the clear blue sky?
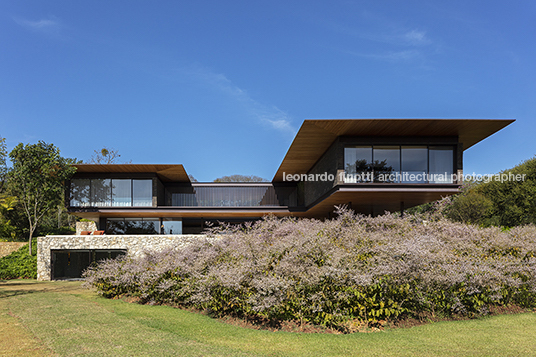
[1,1,534,181]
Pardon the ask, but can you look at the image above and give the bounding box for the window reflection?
[344,145,454,184]
[70,179,90,207]
[106,218,159,234]
[429,147,454,183]
[112,179,131,207]
[133,179,152,206]
[70,179,153,207]
[373,146,400,183]
[344,147,372,183]
[401,146,428,183]
[91,179,112,206]
[162,218,182,234]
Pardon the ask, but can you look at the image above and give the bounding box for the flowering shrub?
[84,207,536,332]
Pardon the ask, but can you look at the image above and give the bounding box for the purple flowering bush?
[83,207,536,332]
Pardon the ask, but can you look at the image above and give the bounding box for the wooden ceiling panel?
[74,164,190,182]
[273,119,514,181]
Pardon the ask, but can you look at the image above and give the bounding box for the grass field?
[1,279,536,356]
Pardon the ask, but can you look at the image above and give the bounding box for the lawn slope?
[1,280,536,356]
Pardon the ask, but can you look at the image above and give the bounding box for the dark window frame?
[344,145,455,184]
[70,178,153,207]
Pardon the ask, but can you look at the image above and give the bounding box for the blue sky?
[1,1,534,181]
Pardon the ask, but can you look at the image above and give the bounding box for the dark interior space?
[51,249,126,279]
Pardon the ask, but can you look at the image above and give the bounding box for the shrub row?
[84,208,536,332]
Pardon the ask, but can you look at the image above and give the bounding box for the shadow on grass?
[0,279,87,299]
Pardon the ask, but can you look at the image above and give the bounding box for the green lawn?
[1,280,536,356]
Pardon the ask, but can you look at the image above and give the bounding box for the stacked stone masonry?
[37,234,207,280]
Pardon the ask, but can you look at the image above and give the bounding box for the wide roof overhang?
[273,118,514,181]
[74,164,190,183]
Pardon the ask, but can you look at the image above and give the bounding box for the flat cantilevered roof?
[273,118,514,182]
[74,164,190,183]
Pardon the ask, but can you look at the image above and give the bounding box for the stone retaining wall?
[0,242,27,258]
[37,234,208,281]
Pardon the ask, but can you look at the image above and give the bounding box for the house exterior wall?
[156,177,165,206]
[302,136,460,207]
[303,139,342,207]
[37,234,208,281]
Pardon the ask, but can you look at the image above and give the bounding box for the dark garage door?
[51,249,127,280]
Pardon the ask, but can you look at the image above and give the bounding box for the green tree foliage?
[444,185,493,225]
[0,195,18,241]
[0,136,7,191]
[213,174,268,182]
[477,157,536,227]
[424,157,536,227]
[8,141,76,254]
[0,136,18,240]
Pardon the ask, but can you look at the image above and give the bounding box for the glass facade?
[112,179,131,207]
[373,146,400,183]
[105,218,182,234]
[401,146,428,183]
[91,179,111,207]
[429,146,455,183]
[106,218,160,234]
[344,145,454,184]
[133,179,153,206]
[70,178,90,207]
[70,178,153,207]
[344,147,372,183]
[162,218,182,234]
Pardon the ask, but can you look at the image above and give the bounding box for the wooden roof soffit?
[73,164,190,183]
[272,119,514,181]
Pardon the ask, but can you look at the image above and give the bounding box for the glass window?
[70,179,90,206]
[373,146,400,183]
[112,179,132,207]
[133,179,153,206]
[401,146,428,183]
[344,147,372,183]
[91,179,112,206]
[106,218,126,234]
[429,146,454,183]
[163,218,182,234]
[107,218,159,234]
[125,219,159,234]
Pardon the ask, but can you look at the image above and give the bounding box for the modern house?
[37,118,514,280]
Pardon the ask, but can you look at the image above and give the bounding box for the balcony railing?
[171,184,297,207]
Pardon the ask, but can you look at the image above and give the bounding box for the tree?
[213,174,268,182]
[8,141,76,254]
[478,156,536,227]
[0,136,18,240]
[0,136,7,192]
[0,195,17,240]
[88,147,130,164]
[444,189,493,225]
